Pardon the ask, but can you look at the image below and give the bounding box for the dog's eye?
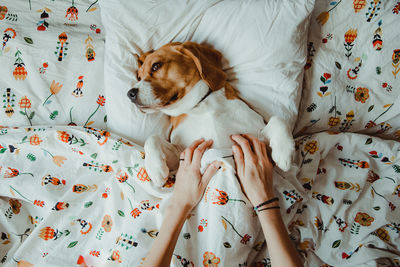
[170,93,179,102]
[151,62,162,72]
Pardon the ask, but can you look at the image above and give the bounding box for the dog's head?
[127,42,227,115]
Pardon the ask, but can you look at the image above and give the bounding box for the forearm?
[142,200,191,267]
[258,209,303,267]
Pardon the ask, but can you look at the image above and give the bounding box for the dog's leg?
[144,135,182,187]
[261,116,294,172]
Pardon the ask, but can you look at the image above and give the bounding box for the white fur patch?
[133,80,161,107]
[161,80,209,116]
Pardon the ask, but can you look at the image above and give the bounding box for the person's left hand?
[170,138,221,210]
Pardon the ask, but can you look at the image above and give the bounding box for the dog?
[127,42,295,188]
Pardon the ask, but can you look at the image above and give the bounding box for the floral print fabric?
[0,0,106,129]
[295,0,400,139]
[0,127,399,266]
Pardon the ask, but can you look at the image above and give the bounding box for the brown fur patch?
[224,83,239,100]
[137,43,201,106]
[170,114,188,131]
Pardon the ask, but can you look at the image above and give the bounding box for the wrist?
[168,195,194,216]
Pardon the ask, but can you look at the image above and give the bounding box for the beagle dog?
[127,42,294,188]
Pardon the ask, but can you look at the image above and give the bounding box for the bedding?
[295,0,400,139]
[1,0,400,266]
[0,127,399,266]
[0,0,106,129]
[99,0,314,145]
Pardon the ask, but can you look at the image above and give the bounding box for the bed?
[1,0,399,266]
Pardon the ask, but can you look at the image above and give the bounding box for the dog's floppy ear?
[176,42,227,91]
[135,50,154,68]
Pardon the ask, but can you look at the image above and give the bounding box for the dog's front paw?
[144,138,170,187]
[262,116,295,172]
[270,138,294,172]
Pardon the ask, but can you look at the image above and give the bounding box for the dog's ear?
[176,42,227,91]
[135,50,154,68]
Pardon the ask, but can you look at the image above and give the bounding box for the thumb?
[201,161,222,187]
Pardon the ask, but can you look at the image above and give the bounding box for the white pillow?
[99,0,314,145]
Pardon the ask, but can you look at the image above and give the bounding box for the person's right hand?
[231,134,276,207]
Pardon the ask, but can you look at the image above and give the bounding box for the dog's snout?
[127,88,139,102]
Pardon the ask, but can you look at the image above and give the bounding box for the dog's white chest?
[170,90,265,148]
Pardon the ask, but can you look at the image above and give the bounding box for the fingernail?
[232,145,237,152]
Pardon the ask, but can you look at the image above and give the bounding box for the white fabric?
[0,0,107,129]
[99,0,315,145]
[295,0,400,138]
[1,127,399,266]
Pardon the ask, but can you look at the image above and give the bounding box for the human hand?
[231,134,276,207]
[171,138,222,211]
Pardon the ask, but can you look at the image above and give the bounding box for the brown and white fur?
[127,42,294,188]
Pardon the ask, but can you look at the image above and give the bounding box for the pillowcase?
[295,0,400,139]
[99,0,314,145]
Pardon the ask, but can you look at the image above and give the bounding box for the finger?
[179,151,185,164]
[231,134,256,164]
[242,134,264,162]
[201,160,221,188]
[260,141,268,159]
[184,138,205,163]
[192,139,213,167]
[232,144,244,176]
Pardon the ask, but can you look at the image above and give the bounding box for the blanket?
[1,126,400,266]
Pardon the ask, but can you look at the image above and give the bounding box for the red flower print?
[131,208,141,218]
[96,95,106,106]
[240,234,252,244]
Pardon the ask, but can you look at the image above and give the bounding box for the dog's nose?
[127,88,138,101]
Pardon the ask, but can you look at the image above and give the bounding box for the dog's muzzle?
[127,88,138,103]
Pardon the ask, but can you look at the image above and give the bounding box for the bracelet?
[253,197,279,211]
[257,206,280,212]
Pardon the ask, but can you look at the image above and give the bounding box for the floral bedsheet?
[0,126,399,266]
[0,0,106,129]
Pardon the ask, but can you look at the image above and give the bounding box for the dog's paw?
[270,138,294,172]
[262,116,294,172]
[144,137,170,187]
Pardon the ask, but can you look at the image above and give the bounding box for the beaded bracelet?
[253,197,279,212]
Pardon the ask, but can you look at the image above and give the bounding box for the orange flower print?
[96,95,106,106]
[19,96,31,109]
[29,134,43,145]
[41,148,67,167]
[57,131,70,143]
[354,212,374,226]
[130,208,141,218]
[84,95,106,127]
[101,215,113,232]
[65,0,78,21]
[315,1,342,25]
[344,29,358,44]
[43,80,63,106]
[38,226,57,240]
[116,170,135,192]
[137,167,150,182]
[354,87,369,103]
[203,251,220,267]
[212,189,246,205]
[9,199,21,214]
[344,28,357,58]
[19,96,34,126]
[109,250,122,263]
[53,155,67,167]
